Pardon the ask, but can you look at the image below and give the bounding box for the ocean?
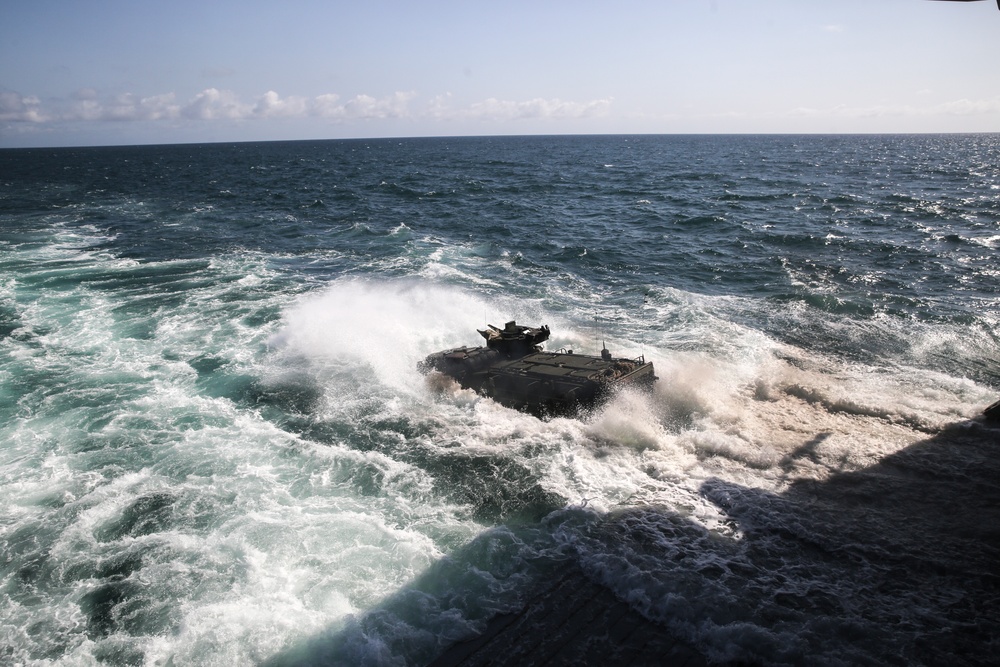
[0,134,998,666]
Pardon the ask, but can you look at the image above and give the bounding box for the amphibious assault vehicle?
[419,321,656,415]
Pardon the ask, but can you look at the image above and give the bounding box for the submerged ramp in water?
[428,566,706,667]
[425,414,1000,666]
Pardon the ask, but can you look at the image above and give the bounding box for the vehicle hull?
[420,342,656,415]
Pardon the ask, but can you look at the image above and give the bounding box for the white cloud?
[177,89,417,122]
[68,92,180,121]
[307,91,417,120]
[253,90,309,118]
[341,91,416,119]
[0,92,47,122]
[2,87,616,130]
[426,93,454,120]
[311,93,342,117]
[460,97,613,122]
[181,88,250,120]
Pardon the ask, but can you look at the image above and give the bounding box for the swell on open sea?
[1,134,998,666]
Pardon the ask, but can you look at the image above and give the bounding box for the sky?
[1,0,998,147]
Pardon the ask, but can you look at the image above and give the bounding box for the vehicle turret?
[478,321,551,360]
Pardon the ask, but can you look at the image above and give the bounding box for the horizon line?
[4,130,999,151]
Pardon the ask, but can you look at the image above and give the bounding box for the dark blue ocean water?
[1,135,998,665]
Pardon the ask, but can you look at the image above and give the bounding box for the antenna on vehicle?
[598,315,612,360]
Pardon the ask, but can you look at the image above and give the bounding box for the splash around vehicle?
[419,321,657,415]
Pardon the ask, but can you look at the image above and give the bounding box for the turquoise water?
[1,135,998,665]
